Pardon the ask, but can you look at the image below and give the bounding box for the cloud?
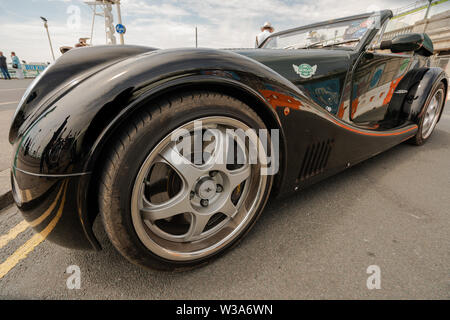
[121,1,190,17]
[0,19,106,62]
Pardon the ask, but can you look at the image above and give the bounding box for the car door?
[349,50,415,129]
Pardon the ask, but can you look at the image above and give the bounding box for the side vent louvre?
[298,139,334,181]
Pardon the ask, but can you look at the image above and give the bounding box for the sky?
[0,0,414,63]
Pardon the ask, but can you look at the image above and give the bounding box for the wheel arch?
[84,78,288,228]
[403,67,448,123]
[437,76,448,122]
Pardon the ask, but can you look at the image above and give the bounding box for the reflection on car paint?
[303,78,340,115]
[260,89,303,110]
[350,53,417,125]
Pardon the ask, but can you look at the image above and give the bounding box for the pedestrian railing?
[6,63,48,79]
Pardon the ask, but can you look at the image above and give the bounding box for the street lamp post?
[423,0,433,33]
[424,0,433,19]
[40,17,56,61]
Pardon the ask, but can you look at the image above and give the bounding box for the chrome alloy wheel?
[422,88,444,139]
[130,116,268,261]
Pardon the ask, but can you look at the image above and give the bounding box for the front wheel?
[99,92,274,270]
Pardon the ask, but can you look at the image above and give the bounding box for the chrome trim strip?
[13,167,91,178]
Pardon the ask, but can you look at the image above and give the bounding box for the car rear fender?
[84,74,287,173]
[402,67,448,123]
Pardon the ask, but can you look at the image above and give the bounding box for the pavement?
[0,79,449,299]
[0,80,33,209]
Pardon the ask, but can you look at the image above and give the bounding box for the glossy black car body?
[9,10,448,250]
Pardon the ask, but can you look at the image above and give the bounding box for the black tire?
[99,91,273,271]
[411,82,446,146]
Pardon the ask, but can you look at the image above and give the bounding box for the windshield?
[262,16,377,50]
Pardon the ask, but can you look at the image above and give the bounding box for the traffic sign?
[116,24,126,34]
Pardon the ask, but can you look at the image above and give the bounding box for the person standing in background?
[255,22,274,48]
[0,52,11,80]
[11,52,24,79]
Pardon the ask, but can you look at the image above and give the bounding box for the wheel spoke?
[423,116,430,128]
[228,164,251,190]
[430,97,437,111]
[141,192,191,222]
[205,129,229,171]
[184,214,211,240]
[431,107,437,117]
[159,145,204,188]
[220,197,238,217]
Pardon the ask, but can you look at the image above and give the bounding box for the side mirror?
[379,33,424,53]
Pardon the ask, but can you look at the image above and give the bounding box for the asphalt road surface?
[0,79,449,299]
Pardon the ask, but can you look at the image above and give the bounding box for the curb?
[0,169,13,210]
[0,190,13,210]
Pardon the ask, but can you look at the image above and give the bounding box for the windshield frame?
[259,10,393,52]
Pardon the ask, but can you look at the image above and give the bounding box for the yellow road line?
[0,220,29,250]
[0,182,64,250]
[0,101,19,106]
[0,233,47,279]
[0,181,67,279]
[0,88,28,92]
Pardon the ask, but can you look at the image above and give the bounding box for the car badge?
[292,63,317,78]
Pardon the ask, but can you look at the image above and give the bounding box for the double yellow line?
[0,180,68,279]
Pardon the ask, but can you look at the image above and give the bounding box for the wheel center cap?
[196,178,216,200]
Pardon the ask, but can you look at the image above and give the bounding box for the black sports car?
[9,10,448,270]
